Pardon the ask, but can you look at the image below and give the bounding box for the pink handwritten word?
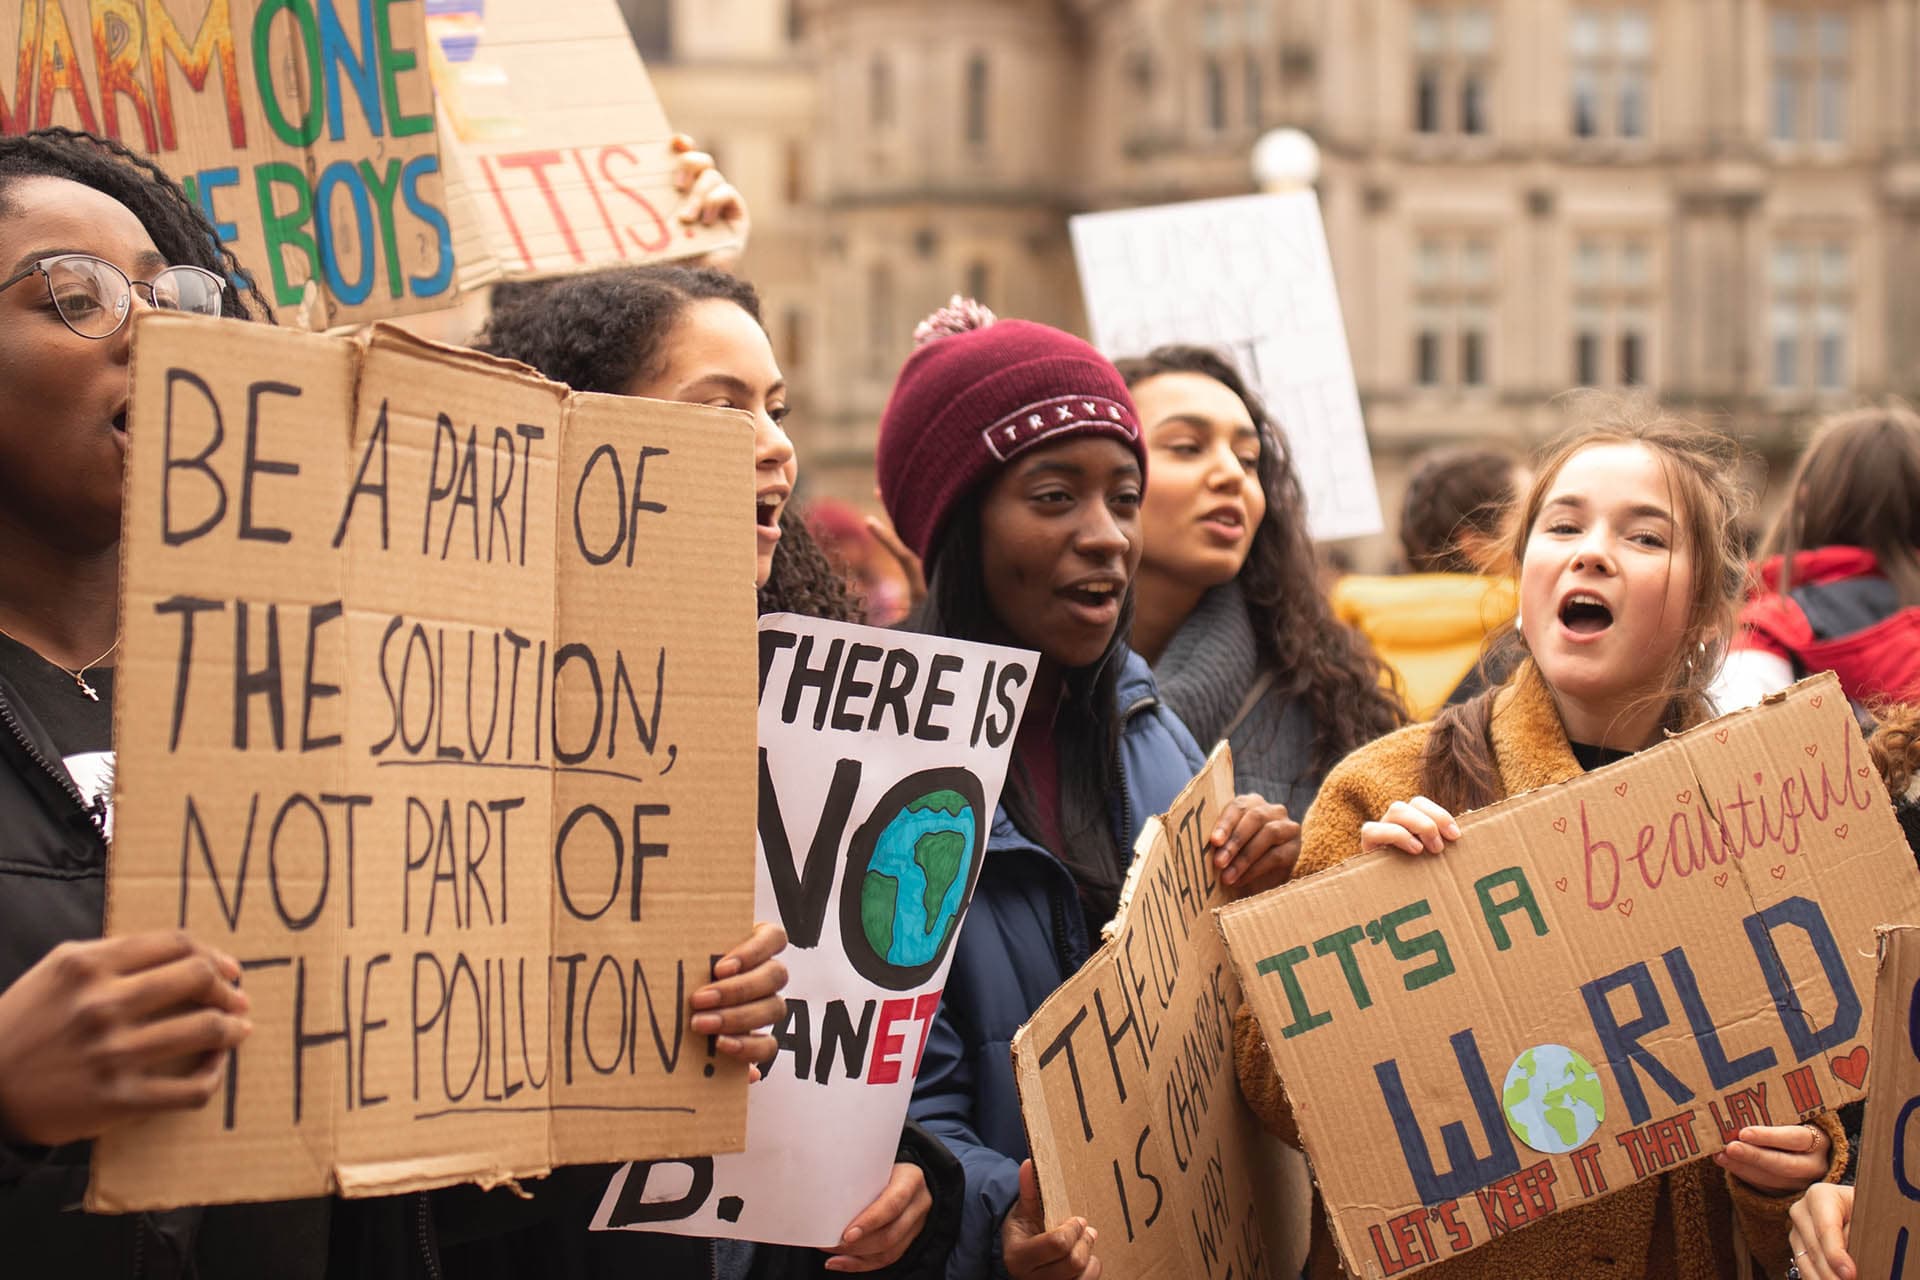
[1581,725,1874,911]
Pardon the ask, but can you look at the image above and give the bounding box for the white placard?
[593,615,1035,1245]
[1071,191,1382,542]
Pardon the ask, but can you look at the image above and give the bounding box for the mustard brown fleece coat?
[1231,661,1848,1279]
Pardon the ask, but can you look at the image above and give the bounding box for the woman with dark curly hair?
[472,263,961,1280]
[1116,345,1407,890]
[0,127,310,1279]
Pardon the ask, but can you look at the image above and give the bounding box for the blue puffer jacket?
[907,650,1205,1280]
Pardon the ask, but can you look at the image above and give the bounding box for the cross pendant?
[76,676,98,702]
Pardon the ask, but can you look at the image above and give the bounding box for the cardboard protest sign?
[2,0,454,325]
[1845,925,1920,1275]
[1070,193,1381,542]
[89,311,758,1210]
[591,615,1035,1243]
[424,0,736,293]
[1012,745,1277,1280]
[1217,674,1920,1278]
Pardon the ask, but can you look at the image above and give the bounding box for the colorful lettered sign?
[1219,675,1920,1277]
[2,0,456,324]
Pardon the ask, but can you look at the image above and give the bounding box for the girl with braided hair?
[0,126,319,1279]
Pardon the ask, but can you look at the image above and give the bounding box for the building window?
[867,264,895,378]
[623,0,670,60]
[965,260,991,307]
[783,306,807,372]
[965,54,990,146]
[1571,233,1655,387]
[786,0,804,42]
[1412,5,1494,136]
[1771,9,1848,144]
[1771,239,1850,391]
[1570,8,1651,139]
[1204,57,1227,131]
[1245,51,1264,128]
[1412,233,1496,388]
[784,139,806,207]
[870,56,894,129]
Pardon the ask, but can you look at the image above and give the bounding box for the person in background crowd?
[1714,407,1920,715]
[1116,345,1405,859]
[1331,446,1525,719]
[1234,412,1848,1278]
[805,498,912,625]
[881,305,1299,1280]
[471,261,956,1279]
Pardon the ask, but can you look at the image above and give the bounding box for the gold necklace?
[0,623,119,701]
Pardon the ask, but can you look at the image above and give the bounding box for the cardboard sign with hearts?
[1219,673,1920,1278]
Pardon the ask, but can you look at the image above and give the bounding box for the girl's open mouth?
[1559,592,1614,635]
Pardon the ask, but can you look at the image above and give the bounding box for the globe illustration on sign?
[858,787,979,971]
[1502,1044,1606,1155]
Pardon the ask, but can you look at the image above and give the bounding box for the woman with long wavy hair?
[1116,345,1407,893]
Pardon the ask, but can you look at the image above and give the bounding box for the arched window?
[870,56,895,128]
[965,53,990,145]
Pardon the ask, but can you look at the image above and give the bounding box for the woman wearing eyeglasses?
[0,127,311,1280]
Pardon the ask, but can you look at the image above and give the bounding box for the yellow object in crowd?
[1330,572,1518,720]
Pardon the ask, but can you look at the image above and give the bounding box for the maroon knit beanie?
[876,300,1146,565]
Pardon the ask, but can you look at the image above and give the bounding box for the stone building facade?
[629,0,1920,563]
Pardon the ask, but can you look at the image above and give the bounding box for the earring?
[1514,612,1524,633]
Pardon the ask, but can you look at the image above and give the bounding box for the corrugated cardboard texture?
[89,311,756,1210]
[1843,924,1920,1275]
[1218,674,1920,1278]
[1014,746,1279,1280]
[425,0,735,292]
[2,0,453,325]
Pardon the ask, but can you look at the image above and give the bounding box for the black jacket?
[0,674,333,1279]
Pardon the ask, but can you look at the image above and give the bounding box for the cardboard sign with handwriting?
[1845,924,1920,1276]
[1218,674,1920,1278]
[1013,745,1277,1280]
[2,0,454,325]
[424,0,736,292]
[89,311,757,1210]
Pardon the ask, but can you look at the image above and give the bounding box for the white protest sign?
[592,615,1034,1244]
[1070,192,1382,542]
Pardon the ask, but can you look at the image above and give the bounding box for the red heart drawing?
[1859,766,1872,778]
[1831,1045,1869,1089]
[1714,872,1729,888]
[1835,824,1850,839]
[1552,817,1568,834]
[1675,789,1693,805]
[1811,695,1825,709]
[1616,900,1634,917]
[1805,744,1819,757]
[1613,782,1629,797]
[1554,877,1569,893]
[1771,864,1787,879]
[1714,728,1730,744]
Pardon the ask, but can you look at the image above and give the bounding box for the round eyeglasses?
[0,253,225,338]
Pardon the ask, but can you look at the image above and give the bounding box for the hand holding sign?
[1788,1183,1856,1280]
[824,1160,932,1273]
[670,135,749,270]
[1210,793,1302,895]
[0,932,252,1147]
[1360,794,1462,856]
[691,921,789,1063]
[1003,1159,1102,1280]
[1715,1122,1835,1195]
